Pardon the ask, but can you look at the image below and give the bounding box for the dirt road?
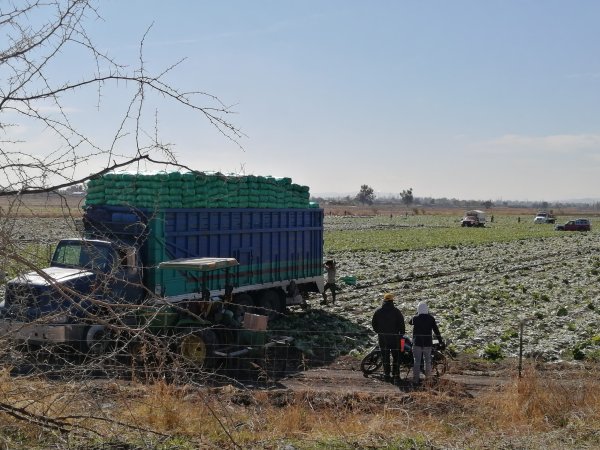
[277,355,511,397]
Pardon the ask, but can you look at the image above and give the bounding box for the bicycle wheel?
[431,351,448,377]
[360,349,382,376]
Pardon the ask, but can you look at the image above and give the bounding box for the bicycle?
[360,335,449,379]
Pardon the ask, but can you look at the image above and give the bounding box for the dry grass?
[478,368,600,431]
[1,366,597,448]
[0,194,84,218]
[0,356,600,449]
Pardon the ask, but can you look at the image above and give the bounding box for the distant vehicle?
[461,210,486,227]
[534,211,556,224]
[555,218,591,232]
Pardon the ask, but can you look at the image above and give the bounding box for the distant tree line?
[312,185,600,210]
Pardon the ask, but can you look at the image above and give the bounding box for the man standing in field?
[321,260,337,305]
[372,293,405,383]
[409,301,443,386]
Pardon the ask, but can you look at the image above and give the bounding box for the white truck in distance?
[461,210,486,227]
[533,211,556,224]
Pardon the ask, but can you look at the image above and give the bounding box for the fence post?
[518,319,525,378]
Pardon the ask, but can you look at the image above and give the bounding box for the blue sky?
[22,1,600,201]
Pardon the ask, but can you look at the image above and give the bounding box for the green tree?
[356,185,375,205]
[400,188,414,207]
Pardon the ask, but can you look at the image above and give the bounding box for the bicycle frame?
[360,337,448,379]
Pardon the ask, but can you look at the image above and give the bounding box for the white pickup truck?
[533,211,556,224]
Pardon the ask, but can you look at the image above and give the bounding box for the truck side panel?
[84,206,323,297]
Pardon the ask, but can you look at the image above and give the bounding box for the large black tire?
[178,328,218,369]
[360,349,382,376]
[256,289,282,320]
[81,325,110,355]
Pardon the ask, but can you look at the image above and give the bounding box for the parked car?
[555,218,591,232]
[534,211,556,224]
[461,210,486,227]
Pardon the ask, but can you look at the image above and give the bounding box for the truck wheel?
[82,325,110,355]
[257,289,281,320]
[179,328,217,368]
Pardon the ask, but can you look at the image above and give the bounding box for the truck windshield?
[52,241,114,272]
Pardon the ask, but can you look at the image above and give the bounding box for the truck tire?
[82,325,110,355]
[257,289,281,320]
[178,328,217,369]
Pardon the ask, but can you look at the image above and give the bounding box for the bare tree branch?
[0,0,244,194]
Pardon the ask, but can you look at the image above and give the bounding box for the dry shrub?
[120,385,451,446]
[124,381,215,434]
[247,388,462,445]
[477,368,600,431]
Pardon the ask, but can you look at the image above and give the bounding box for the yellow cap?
[383,293,394,301]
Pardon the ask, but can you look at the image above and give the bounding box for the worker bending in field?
[371,293,405,383]
[409,301,443,386]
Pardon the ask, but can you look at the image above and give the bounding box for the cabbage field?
[312,213,600,362]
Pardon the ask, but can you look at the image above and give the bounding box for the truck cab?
[1,238,142,348]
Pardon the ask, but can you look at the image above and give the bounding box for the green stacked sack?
[181,172,197,208]
[85,171,312,209]
[85,177,106,205]
[289,183,310,208]
[237,176,250,208]
[207,172,229,208]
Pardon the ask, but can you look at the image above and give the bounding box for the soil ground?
[277,354,510,398]
[273,352,594,401]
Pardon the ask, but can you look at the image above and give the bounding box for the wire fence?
[0,322,465,395]
[0,325,376,385]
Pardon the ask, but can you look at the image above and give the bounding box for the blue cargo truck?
[0,204,324,367]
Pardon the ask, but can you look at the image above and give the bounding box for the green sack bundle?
[85,170,313,209]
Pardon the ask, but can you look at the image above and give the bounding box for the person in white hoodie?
[409,301,443,385]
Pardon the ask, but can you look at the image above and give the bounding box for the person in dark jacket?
[371,293,405,382]
[409,301,443,385]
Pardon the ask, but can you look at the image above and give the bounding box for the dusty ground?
[274,351,597,403]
